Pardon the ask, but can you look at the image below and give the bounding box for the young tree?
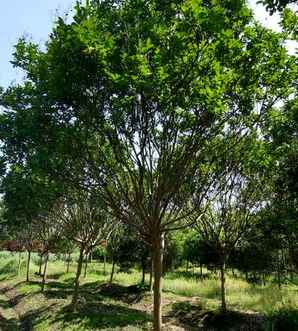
[195,158,264,312]
[21,224,38,282]
[106,224,150,284]
[33,214,62,292]
[55,191,113,310]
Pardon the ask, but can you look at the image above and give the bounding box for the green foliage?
[259,0,297,14]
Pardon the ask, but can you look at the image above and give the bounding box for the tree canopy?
[0,0,298,330]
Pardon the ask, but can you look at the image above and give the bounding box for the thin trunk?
[277,251,281,290]
[84,254,88,278]
[66,253,71,273]
[277,267,281,289]
[103,254,106,276]
[71,246,84,310]
[109,260,115,284]
[141,258,146,284]
[149,256,153,292]
[38,254,43,276]
[220,260,227,313]
[41,253,49,292]
[18,252,22,276]
[290,268,294,281]
[153,233,164,331]
[186,260,189,272]
[26,250,31,282]
[200,262,203,277]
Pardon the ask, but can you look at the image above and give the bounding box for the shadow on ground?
[96,283,148,304]
[51,301,151,330]
[269,307,298,331]
[20,304,57,331]
[0,314,19,331]
[167,301,266,331]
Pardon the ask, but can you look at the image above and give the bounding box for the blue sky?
[0,0,75,87]
[0,0,292,88]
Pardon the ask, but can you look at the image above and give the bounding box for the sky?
[0,0,296,88]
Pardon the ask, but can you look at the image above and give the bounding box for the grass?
[0,252,296,330]
[163,272,298,314]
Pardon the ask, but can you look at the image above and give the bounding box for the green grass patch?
[0,252,296,330]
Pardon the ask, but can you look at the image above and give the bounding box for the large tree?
[0,1,296,329]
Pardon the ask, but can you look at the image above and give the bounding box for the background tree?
[106,224,150,284]
[55,191,113,310]
[33,214,62,292]
[194,143,265,312]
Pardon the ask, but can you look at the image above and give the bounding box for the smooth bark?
[141,257,146,284]
[38,254,43,276]
[18,252,22,276]
[26,250,31,282]
[277,250,282,289]
[220,260,227,313]
[109,260,115,284]
[149,256,153,292]
[66,252,71,273]
[84,255,88,278]
[153,233,164,331]
[103,254,106,276]
[71,246,84,310]
[41,253,49,292]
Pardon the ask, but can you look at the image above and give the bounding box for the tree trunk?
[149,256,153,292]
[277,267,281,289]
[84,254,88,278]
[200,262,203,277]
[26,250,31,282]
[220,260,227,313]
[231,267,235,277]
[18,251,22,276]
[66,252,71,273]
[109,260,115,284]
[71,246,84,310]
[153,233,164,331]
[41,253,49,292]
[103,254,106,276]
[38,254,43,276]
[277,250,281,290]
[141,257,146,284]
